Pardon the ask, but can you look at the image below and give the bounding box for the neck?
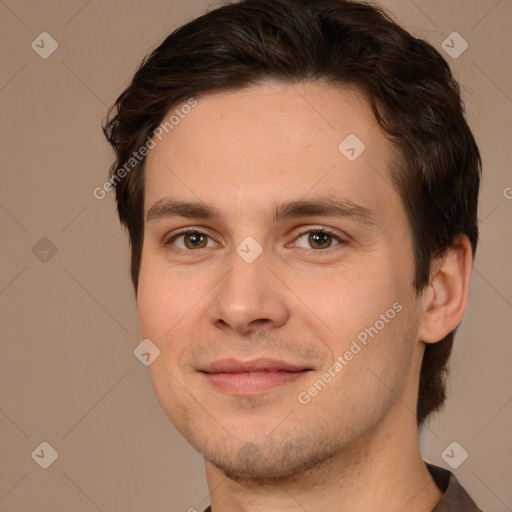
[204,404,442,512]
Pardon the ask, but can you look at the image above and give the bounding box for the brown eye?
[307,231,334,249]
[293,229,343,250]
[183,232,208,249]
[169,231,215,250]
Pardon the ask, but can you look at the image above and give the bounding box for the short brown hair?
[103,0,481,427]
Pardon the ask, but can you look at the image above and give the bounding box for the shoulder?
[426,462,485,512]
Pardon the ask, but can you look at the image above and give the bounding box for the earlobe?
[417,236,473,344]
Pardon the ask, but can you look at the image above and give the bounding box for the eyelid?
[289,225,348,249]
[164,226,219,247]
[164,225,348,250]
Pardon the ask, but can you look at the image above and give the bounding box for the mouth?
[199,358,314,395]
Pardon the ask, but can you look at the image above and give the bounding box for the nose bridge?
[230,244,261,283]
[220,247,266,311]
[211,245,289,333]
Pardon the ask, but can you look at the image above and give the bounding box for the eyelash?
[289,227,347,252]
[164,227,347,252]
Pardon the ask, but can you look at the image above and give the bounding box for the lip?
[199,358,313,395]
[201,358,312,373]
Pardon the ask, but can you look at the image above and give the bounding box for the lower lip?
[202,370,310,395]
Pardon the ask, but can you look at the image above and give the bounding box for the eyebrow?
[146,196,378,227]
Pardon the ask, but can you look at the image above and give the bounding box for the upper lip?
[200,358,313,374]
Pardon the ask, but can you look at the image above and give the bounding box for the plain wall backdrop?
[0,0,511,510]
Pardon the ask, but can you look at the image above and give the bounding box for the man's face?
[138,83,425,481]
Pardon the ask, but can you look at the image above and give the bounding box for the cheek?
[136,254,181,340]
[136,254,209,374]
[318,268,404,332]
[308,267,414,390]
[136,260,161,338]
[137,265,193,400]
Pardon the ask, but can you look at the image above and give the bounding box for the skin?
[137,82,473,512]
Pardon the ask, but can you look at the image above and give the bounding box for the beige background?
[0,0,511,510]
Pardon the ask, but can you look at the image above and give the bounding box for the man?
[103,0,484,510]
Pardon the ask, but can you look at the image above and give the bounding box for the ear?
[417,235,473,344]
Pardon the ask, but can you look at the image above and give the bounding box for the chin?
[201,434,339,484]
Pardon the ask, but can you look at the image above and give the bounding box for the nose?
[210,249,290,335]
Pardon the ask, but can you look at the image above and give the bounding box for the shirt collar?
[427,463,484,511]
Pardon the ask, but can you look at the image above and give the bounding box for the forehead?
[143,82,400,223]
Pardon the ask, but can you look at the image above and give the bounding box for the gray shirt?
[202,463,484,511]
[428,463,484,512]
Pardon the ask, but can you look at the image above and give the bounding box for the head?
[103,0,480,481]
